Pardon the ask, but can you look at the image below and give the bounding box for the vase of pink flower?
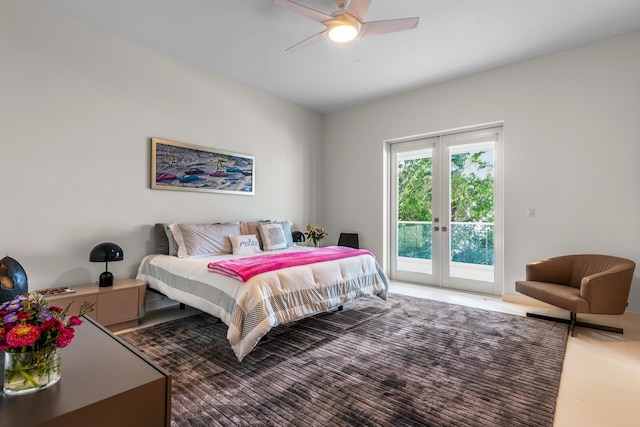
[1,293,94,396]
[305,224,327,248]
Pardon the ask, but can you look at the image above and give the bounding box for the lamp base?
[99,271,114,287]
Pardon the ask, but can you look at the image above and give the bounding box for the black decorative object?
[292,231,305,243]
[89,243,124,287]
[0,256,28,303]
[337,233,359,249]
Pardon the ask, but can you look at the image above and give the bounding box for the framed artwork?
[151,138,255,195]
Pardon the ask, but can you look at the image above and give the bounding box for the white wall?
[1,1,322,290]
[322,31,640,311]
[4,1,640,312]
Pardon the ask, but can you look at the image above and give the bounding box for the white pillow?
[229,234,262,255]
[169,223,241,258]
[258,223,287,251]
[276,220,294,247]
[239,220,270,249]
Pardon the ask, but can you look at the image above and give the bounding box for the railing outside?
[398,221,494,266]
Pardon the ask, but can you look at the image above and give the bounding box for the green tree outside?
[397,149,494,265]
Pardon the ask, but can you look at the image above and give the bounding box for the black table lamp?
[292,231,305,243]
[89,242,124,287]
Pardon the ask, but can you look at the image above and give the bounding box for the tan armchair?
[516,254,635,335]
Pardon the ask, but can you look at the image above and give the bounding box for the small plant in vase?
[0,293,95,395]
[305,224,327,248]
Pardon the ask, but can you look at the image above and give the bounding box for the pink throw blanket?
[207,246,374,282]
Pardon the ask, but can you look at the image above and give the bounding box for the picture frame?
[151,138,255,195]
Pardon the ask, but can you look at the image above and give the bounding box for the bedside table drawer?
[43,294,98,320]
[96,287,139,326]
[41,279,145,331]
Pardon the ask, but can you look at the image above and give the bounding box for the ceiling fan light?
[328,24,358,43]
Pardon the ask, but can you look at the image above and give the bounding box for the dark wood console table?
[0,316,171,426]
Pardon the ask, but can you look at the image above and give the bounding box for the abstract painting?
[151,138,254,195]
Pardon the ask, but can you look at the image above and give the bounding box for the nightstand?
[42,279,146,331]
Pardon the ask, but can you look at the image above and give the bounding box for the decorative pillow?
[240,220,270,249]
[258,223,287,251]
[272,220,294,247]
[169,222,241,258]
[229,234,262,255]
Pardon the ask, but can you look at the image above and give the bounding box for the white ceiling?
[30,0,640,114]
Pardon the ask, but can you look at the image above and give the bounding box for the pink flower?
[55,327,75,348]
[68,316,83,326]
[40,318,61,330]
[17,312,30,320]
[0,293,93,352]
[6,324,42,347]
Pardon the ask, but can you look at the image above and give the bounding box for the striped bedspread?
[137,247,389,361]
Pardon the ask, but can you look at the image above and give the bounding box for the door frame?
[385,123,504,295]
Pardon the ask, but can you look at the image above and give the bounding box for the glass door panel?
[390,138,439,285]
[389,127,502,295]
[442,136,496,293]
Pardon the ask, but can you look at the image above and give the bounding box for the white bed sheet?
[136,246,389,361]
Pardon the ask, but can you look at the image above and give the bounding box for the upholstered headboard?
[154,223,170,255]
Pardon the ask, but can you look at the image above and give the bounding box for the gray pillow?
[164,224,179,256]
[240,220,270,249]
[169,223,241,258]
[258,223,287,251]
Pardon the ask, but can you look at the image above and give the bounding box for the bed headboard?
[153,221,299,256]
[154,223,170,254]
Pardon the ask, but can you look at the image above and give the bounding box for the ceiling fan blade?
[345,0,371,22]
[273,0,333,23]
[360,17,419,38]
[285,31,325,53]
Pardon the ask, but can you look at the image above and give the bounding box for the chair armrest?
[580,264,635,314]
[526,257,573,285]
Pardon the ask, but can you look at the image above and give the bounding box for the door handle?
[433,226,439,231]
[442,226,448,232]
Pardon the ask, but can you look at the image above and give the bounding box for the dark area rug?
[119,294,568,427]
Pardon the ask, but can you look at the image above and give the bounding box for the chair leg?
[573,318,623,334]
[526,312,572,336]
[525,312,623,335]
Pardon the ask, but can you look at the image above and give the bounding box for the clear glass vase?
[3,347,62,396]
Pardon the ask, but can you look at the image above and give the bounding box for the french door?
[389,126,503,295]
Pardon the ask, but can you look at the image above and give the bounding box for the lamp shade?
[90,242,123,287]
[89,242,124,263]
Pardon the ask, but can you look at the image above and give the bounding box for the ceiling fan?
[273,0,419,57]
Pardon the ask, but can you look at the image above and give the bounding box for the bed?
[136,222,389,361]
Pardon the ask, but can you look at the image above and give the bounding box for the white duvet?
[136,246,389,361]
